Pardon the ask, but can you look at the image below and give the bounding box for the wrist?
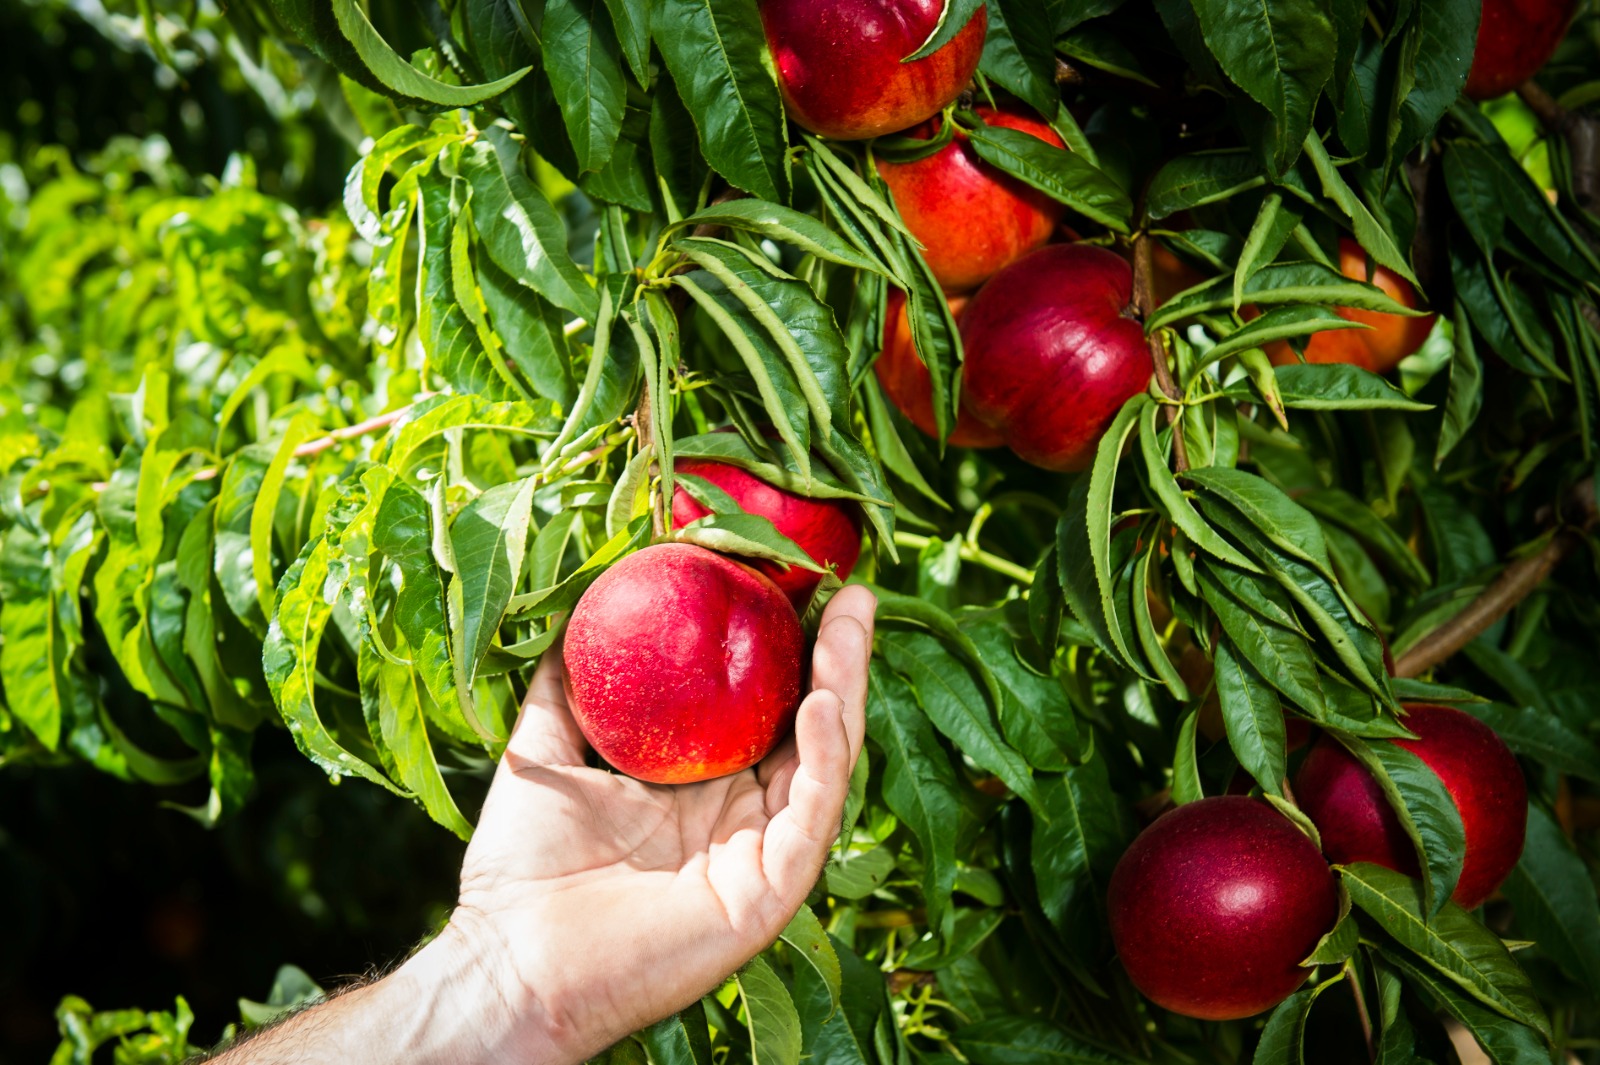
[385,913,567,1065]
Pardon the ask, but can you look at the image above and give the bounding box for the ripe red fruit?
[960,244,1153,471]
[1108,796,1341,1020]
[562,543,805,784]
[1294,704,1527,909]
[876,289,1005,448]
[671,458,862,611]
[760,0,987,141]
[1465,0,1577,101]
[1265,238,1435,374]
[876,106,1066,292]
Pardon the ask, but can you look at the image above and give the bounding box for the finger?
[761,688,850,903]
[505,649,589,767]
[809,586,876,763]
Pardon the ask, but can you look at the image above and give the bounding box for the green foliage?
[5,0,1600,1060]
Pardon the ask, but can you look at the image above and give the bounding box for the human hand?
[436,584,877,1063]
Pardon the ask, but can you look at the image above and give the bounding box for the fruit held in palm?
[1108,796,1340,1020]
[760,0,987,141]
[876,289,1004,448]
[876,105,1066,292]
[1294,704,1527,909]
[1266,238,1435,374]
[960,244,1153,471]
[562,543,804,784]
[671,458,862,611]
[1465,0,1577,101]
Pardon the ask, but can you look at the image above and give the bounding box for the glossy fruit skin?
[1465,0,1577,101]
[876,289,1005,448]
[760,0,987,141]
[1109,797,1340,1020]
[1267,238,1435,374]
[961,244,1153,471]
[1295,704,1528,909]
[876,106,1066,292]
[671,458,862,611]
[562,544,805,785]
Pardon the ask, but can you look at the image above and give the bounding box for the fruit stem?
[1393,478,1596,677]
[1343,959,1376,1062]
[892,531,1034,585]
[1132,234,1190,471]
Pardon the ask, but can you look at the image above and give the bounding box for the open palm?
[448,585,876,1063]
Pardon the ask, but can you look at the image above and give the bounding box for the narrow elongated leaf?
[542,0,628,174]
[905,0,986,59]
[1139,404,1260,571]
[1502,803,1600,994]
[1234,192,1300,309]
[1145,150,1266,220]
[451,476,537,683]
[781,906,842,1019]
[1225,363,1432,411]
[653,0,788,202]
[965,124,1133,234]
[735,956,802,1065]
[669,201,887,275]
[1031,752,1128,956]
[865,661,963,937]
[1251,985,1320,1065]
[1149,261,1419,330]
[332,0,530,106]
[954,1015,1130,1065]
[1213,639,1288,795]
[1342,863,1550,1036]
[1378,950,1551,1065]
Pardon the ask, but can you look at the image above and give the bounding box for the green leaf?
[1205,306,1369,366]
[1132,544,1188,700]
[1460,703,1600,784]
[953,1015,1131,1065]
[1031,752,1128,955]
[1366,739,1466,918]
[1234,192,1300,309]
[1087,394,1154,671]
[667,201,887,275]
[674,512,822,572]
[1139,404,1261,571]
[1225,362,1432,411]
[964,124,1133,234]
[1199,566,1325,716]
[979,0,1061,117]
[1147,261,1419,331]
[780,906,842,1019]
[461,129,598,320]
[653,0,788,202]
[331,0,530,106]
[865,660,963,937]
[1213,639,1288,795]
[450,476,537,684]
[1502,803,1600,995]
[1145,150,1267,220]
[1172,710,1204,804]
[905,0,985,59]
[795,936,887,1065]
[1377,950,1552,1065]
[1341,863,1550,1037]
[1303,888,1357,965]
[965,617,1083,770]
[1392,0,1478,162]
[734,956,802,1065]
[1436,301,1484,467]
[639,1003,714,1065]
[1250,985,1317,1065]
[1190,0,1333,174]
[1301,133,1417,286]
[1298,489,1429,590]
[541,0,628,174]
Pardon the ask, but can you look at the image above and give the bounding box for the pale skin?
[210,585,877,1065]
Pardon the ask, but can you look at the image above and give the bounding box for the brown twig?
[1393,480,1597,677]
[1132,234,1189,471]
[1518,80,1567,132]
[1518,79,1600,213]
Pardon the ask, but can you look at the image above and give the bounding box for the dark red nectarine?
[1265,238,1435,374]
[1109,796,1340,1020]
[876,105,1066,292]
[1466,0,1577,101]
[760,0,986,141]
[671,458,862,611]
[1113,796,1337,1010]
[876,289,1005,448]
[960,244,1153,471]
[1294,704,1527,909]
[562,543,804,784]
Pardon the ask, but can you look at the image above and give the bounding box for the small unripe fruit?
[961,244,1153,471]
[1465,0,1577,101]
[760,0,986,141]
[1294,704,1527,909]
[563,543,804,784]
[1266,238,1435,374]
[671,458,862,611]
[1108,796,1341,1020]
[876,289,1005,448]
[876,105,1066,293]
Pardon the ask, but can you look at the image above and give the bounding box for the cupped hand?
[445,585,877,1063]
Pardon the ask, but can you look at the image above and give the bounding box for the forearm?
[207,924,560,1065]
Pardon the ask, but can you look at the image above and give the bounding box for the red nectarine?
[1109,796,1341,1020]
[1465,0,1577,101]
[563,544,804,784]
[671,458,862,611]
[876,289,1005,448]
[1266,238,1435,374]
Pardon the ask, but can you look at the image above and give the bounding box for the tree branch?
[1393,480,1596,677]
